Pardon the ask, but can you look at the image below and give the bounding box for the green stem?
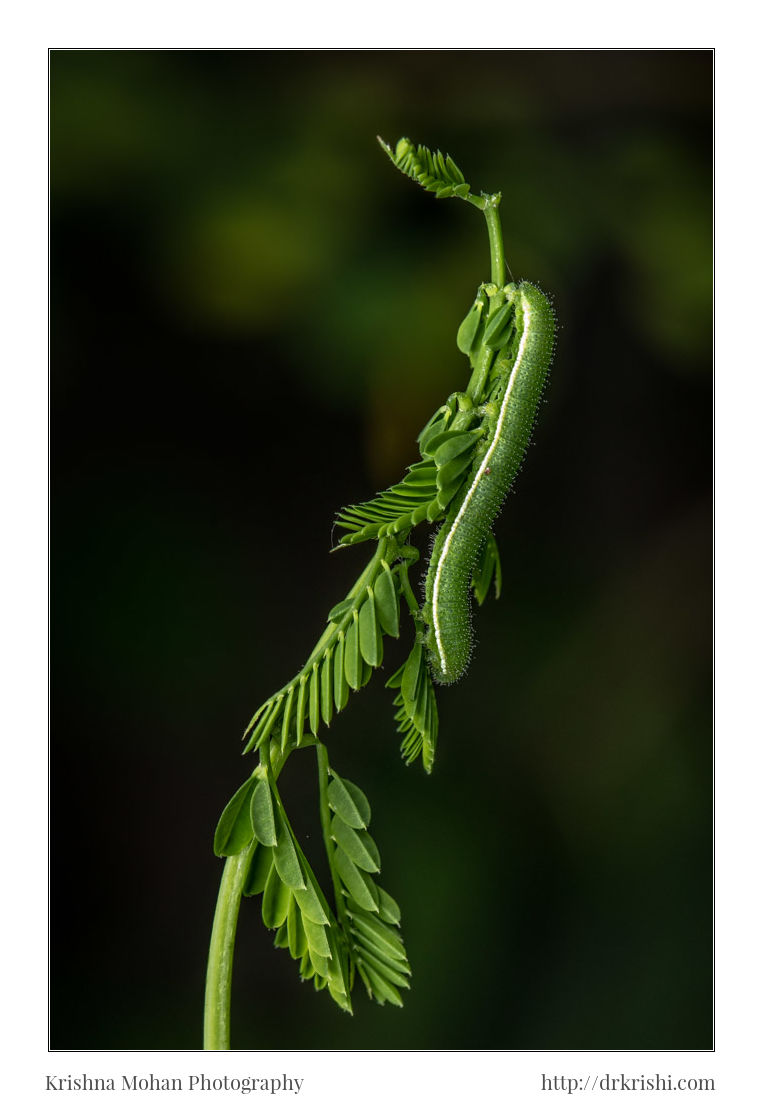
[203,839,257,1050]
[242,537,391,754]
[204,743,290,1050]
[465,197,507,404]
[483,194,505,288]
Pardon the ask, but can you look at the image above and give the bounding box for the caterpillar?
[424,280,555,684]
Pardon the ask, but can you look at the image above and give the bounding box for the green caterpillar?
[423,281,555,684]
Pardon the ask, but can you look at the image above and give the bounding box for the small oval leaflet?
[293,876,330,926]
[309,662,321,736]
[401,640,423,713]
[331,814,381,872]
[272,809,306,890]
[326,598,355,623]
[358,590,382,667]
[213,777,255,858]
[333,632,349,711]
[333,844,379,911]
[309,950,330,982]
[482,298,514,346]
[295,675,308,746]
[243,844,273,897]
[320,649,334,726]
[261,865,291,929]
[287,896,308,959]
[433,430,483,468]
[418,414,448,455]
[280,687,294,751]
[301,915,332,959]
[376,887,402,925]
[436,450,474,490]
[327,773,371,829]
[299,951,314,981]
[242,695,281,755]
[250,779,277,847]
[373,563,400,638]
[456,293,485,355]
[343,615,362,691]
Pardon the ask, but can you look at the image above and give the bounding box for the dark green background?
[51,50,712,1050]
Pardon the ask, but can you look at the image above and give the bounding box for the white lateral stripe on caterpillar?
[430,288,532,674]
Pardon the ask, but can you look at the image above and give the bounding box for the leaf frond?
[242,784,354,1013]
[378,136,472,202]
[242,560,406,754]
[386,641,439,773]
[335,461,440,546]
[326,769,411,1006]
[335,416,486,547]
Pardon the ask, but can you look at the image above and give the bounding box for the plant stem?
[465,196,507,404]
[204,742,291,1050]
[203,838,257,1050]
[483,194,505,288]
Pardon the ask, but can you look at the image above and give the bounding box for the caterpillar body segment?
[424,281,555,685]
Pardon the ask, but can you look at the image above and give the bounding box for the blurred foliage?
[51,50,711,1050]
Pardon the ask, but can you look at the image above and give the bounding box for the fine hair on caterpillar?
[423,282,555,685]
